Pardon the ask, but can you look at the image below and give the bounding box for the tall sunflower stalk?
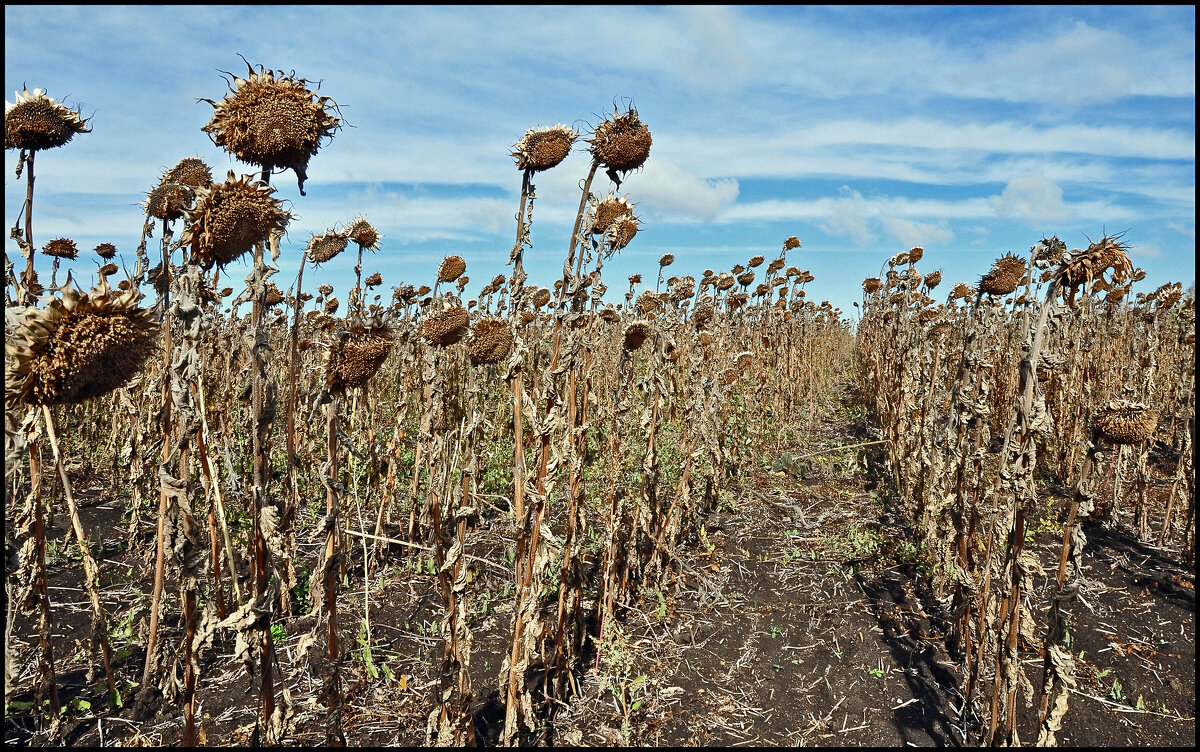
[199,60,339,742]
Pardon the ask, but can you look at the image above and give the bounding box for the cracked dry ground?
[5,390,1195,747]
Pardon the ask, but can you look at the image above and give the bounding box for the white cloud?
[1167,222,1196,239]
[880,217,954,247]
[1128,242,1164,259]
[988,175,1070,224]
[620,159,739,221]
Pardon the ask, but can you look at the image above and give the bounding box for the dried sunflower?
[589,106,651,180]
[94,243,118,260]
[5,87,91,151]
[145,181,197,222]
[181,171,290,270]
[1058,236,1134,309]
[607,213,640,251]
[980,253,1026,296]
[42,237,78,260]
[467,317,513,365]
[201,62,341,194]
[1094,400,1157,445]
[326,324,394,392]
[164,156,213,188]
[623,321,650,350]
[306,230,349,264]
[592,194,636,235]
[346,217,381,251]
[437,255,467,284]
[6,276,157,405]
[421,306,469,346]
[512,123,576,172]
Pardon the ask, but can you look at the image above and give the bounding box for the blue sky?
[5,5,1195,318]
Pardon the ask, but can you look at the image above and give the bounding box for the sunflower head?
[42,237,78,260]
[437,255,467,284]
[980,253,1026,296]
[94,243,118,260]
[165,157,213,189]
[421,306,470,346]
[201,63,341,194]
[467,317,513,365]
[512,124,576,172]
[589,106,652,175]
[181,171,291,270]
[592,194,636,235]
[346,217,381,251]
[326,323,394,393]
[146,181,197,222]
[5,87,91,152]
[6,275,157,406]
[305,230,349,264]
[623,320,651,351]
[607,213,640,251]
[783,236,801,251]
[1094,400,1157,445]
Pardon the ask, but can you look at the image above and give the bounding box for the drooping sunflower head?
[512,123,576,172]
[1058,235,1134,309]
[326,323,394,393]
[201,62,341,194]
[421,305,470,346]
[305,230,349,264]
[607,213,640,251]
[589,106,651,175]
[592,194,636,235]
[42,237,78,260]
[145,181,197,222]
[783,236,801,251]
[345,217,381,251]
[980,253,1026,296]
[181,171,291,270]
[94,243,118,260]
[5,87,91,152]
[467,317,513,365]
[623,320,651,351]
[437,255,467,284]
[1094,400,1157,445]
[6,275,158,406]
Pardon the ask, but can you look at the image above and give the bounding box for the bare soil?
[5,388,1194,747]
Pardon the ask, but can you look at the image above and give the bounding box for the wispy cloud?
[988,175,1070,225]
